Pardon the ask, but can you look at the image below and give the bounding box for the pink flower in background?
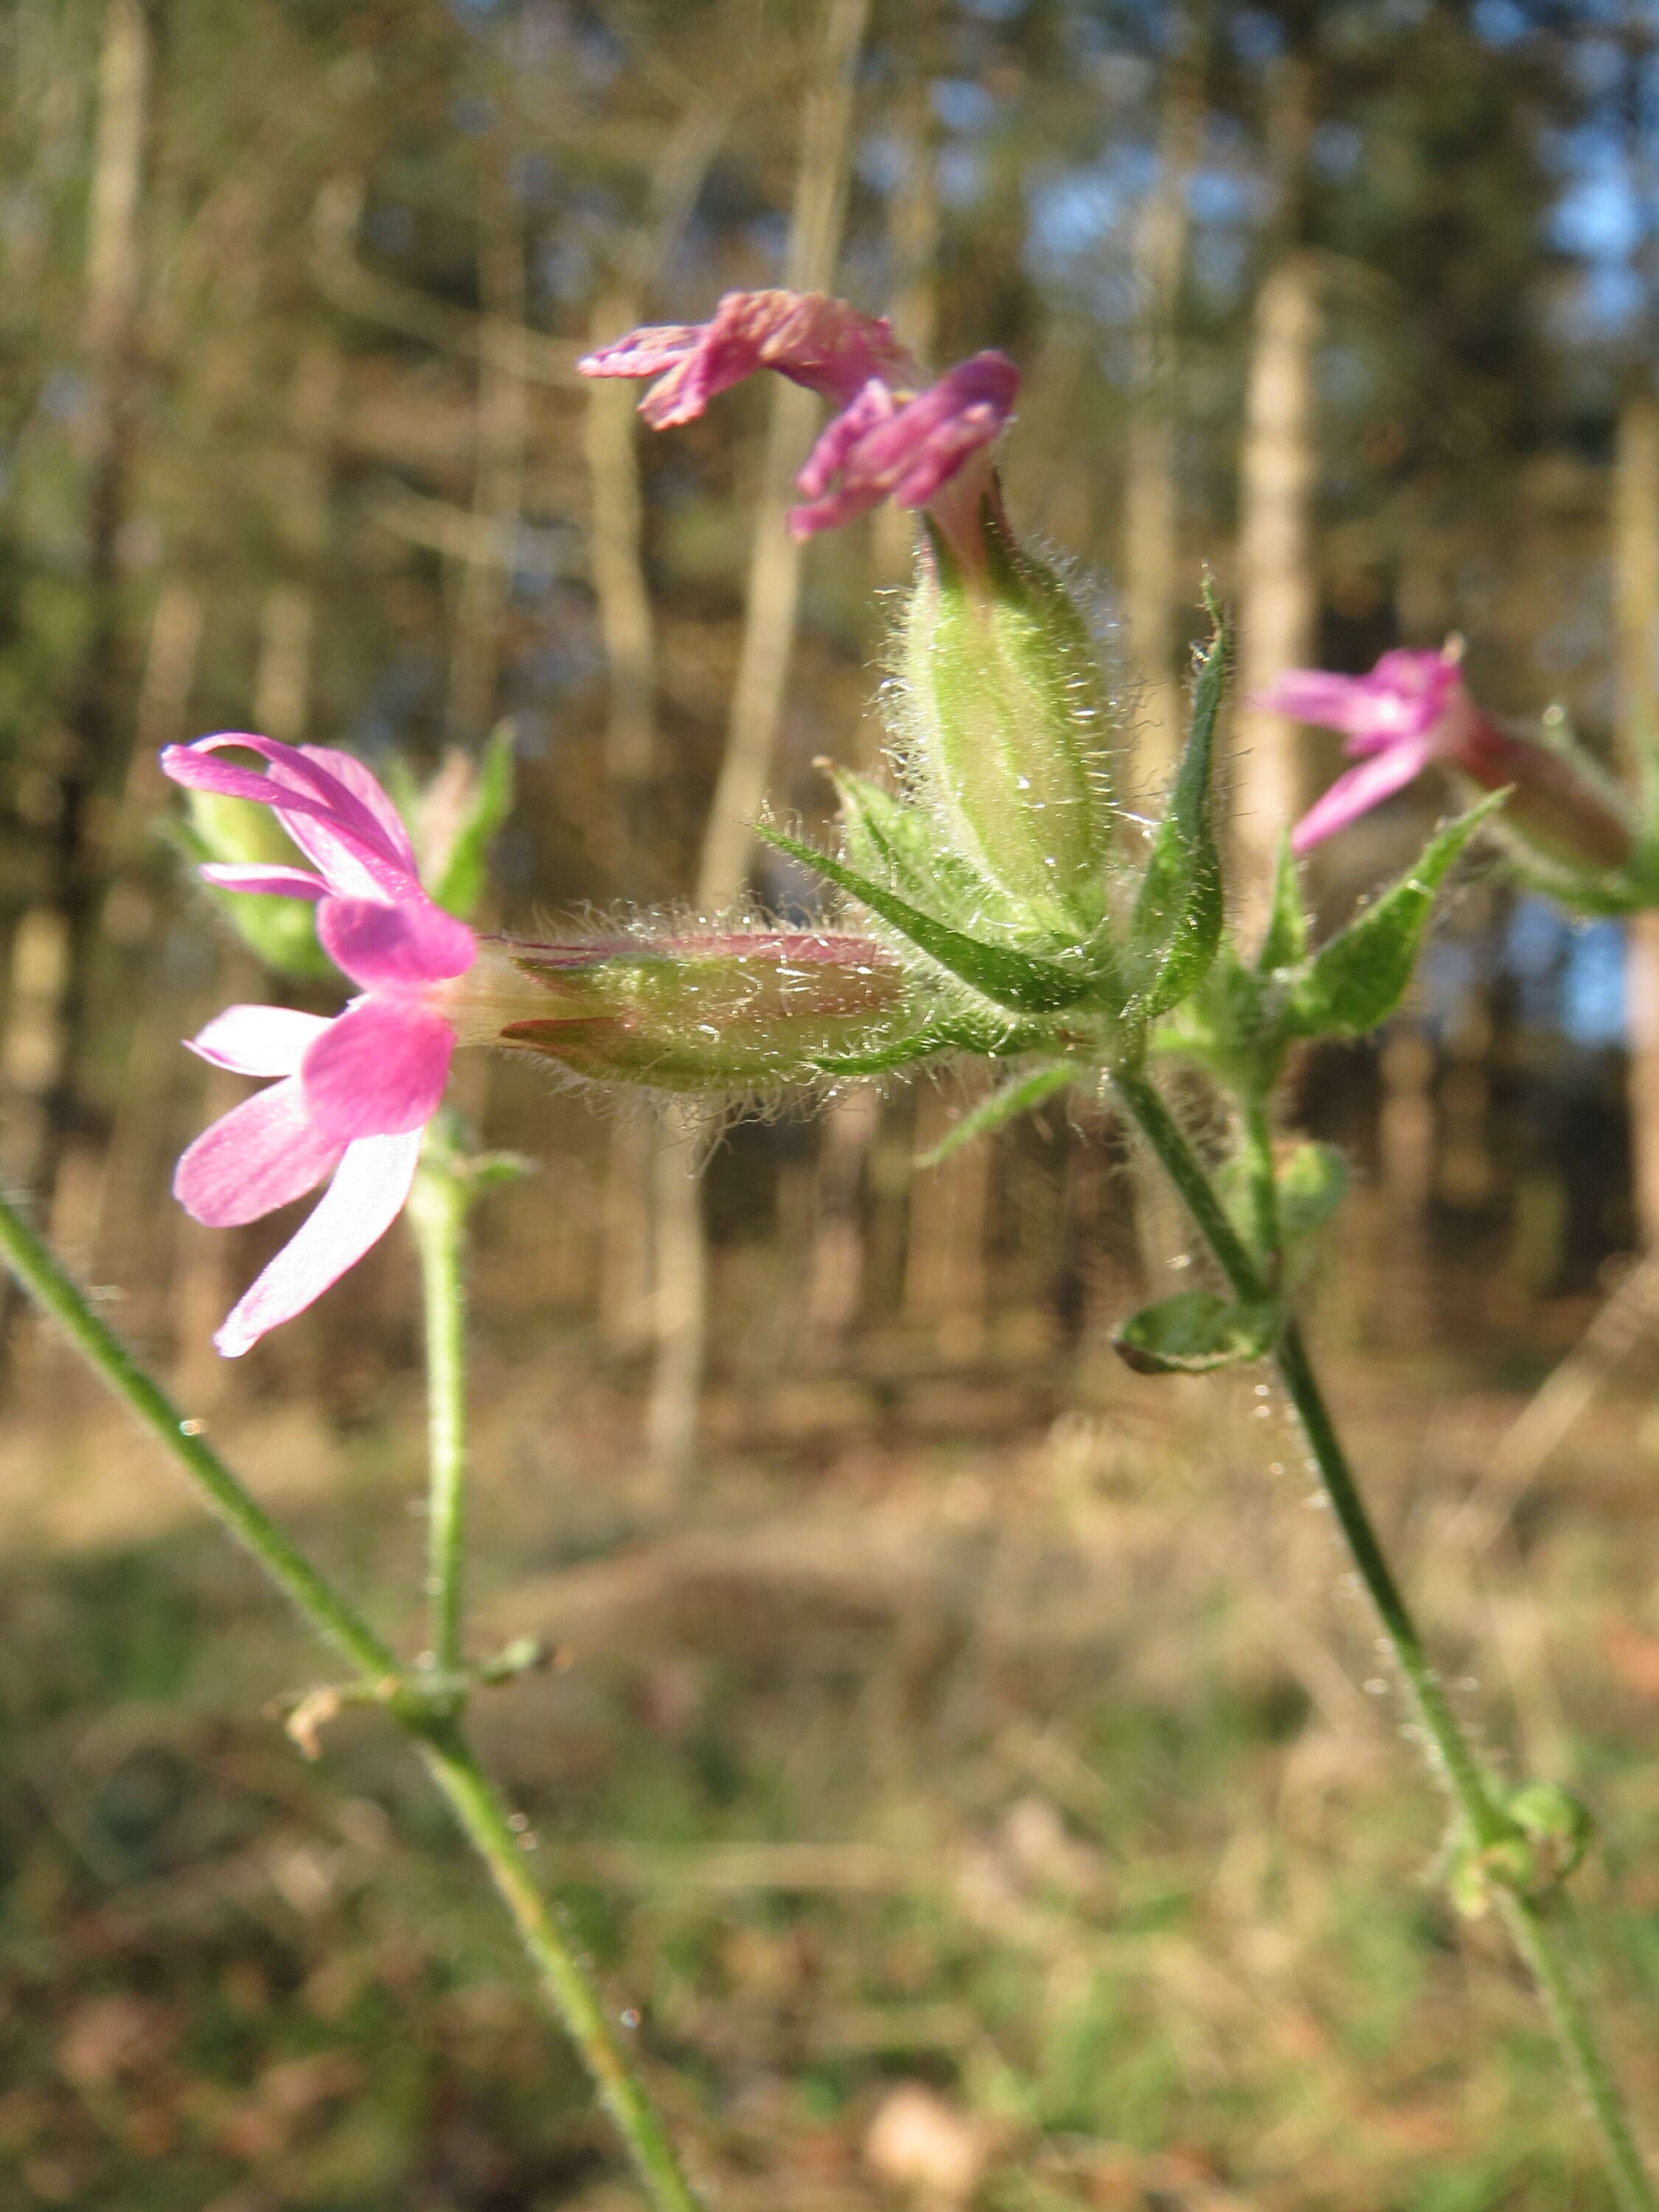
[1256,648,1479,855]
[1262,646,1635,872]
[579,288,1018,551]
[161,735,476,1356]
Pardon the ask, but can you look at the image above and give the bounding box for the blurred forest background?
[6,1,1659,2208]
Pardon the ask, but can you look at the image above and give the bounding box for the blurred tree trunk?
[647,0,871,1486]
[583,106,728,1357]
[811,63,939,1346]
[1121,22,1203,1300]
[1615,387,1659,1248]
[446,171,528,746]
[91,581,201,1289]
[905,1074,991,1363]
[805,1083,880,1342]
[1232,58,1317,933]
[254,338,341,744]
[1,0,153,1349]
[1122,15,1201,788]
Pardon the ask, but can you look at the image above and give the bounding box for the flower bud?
[898,498,1116,942]
[440,929,923,1091]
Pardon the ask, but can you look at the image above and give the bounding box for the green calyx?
[900,498,1117,941]
[497,934,939,1092]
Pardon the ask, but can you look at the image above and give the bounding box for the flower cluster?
[168,288,1649,1357]
[580,288,1018,561]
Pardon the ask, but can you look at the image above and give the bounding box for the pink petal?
[1251,671,1373,735]
[794,379,897,498]
[173,1077,344,1227]
[580,290,918,423]
[296,745,418,870]
[212,1129,423,1357]
[787,352,1018,538]
[187,1005,332,1077]
[162,735,418,902]
[1290,736,1435,855]
[317,896,476,990]
[300,998,455,1139]
[198,862,327,900]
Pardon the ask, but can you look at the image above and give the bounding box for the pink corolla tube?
[162,734,477,1357]
[579,287,1019,560]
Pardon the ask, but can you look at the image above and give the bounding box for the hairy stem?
[1239,1092,1280,1272]
[417,1719,708,2212]
[1112,1067,1655,2212]
[0,1187,397,1682]
[407,1148,709,2211]
[1,1185,709,2211]
[410,1162,470,1674]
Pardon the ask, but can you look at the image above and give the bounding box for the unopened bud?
[900,496,1116,941]
[442,929,922,1091]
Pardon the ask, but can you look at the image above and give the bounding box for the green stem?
[1501,1888,1658,2212]
[409,1164,469,1675]
[1239,1093,1280,1274]
[1,1186,708,2211]
[405,1145,708,2211]
[0,1189,398,1683]
[417,1720,708,2212]
[1111,1068,1656,2212]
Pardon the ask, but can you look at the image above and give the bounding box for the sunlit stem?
[1111,1066,1656,2212]
[0,1184,710,2212]
[0,1188,398,1682]
[1239,1092,1279,1272]
[414,1719,709,2212]
[409,1147,470,1675]
[404,1138,709,2212]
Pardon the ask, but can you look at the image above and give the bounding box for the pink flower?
[1262,647,1635,874]
[578,288,1018,552]
[162,734,476,1356]
[1257,649,1478,855]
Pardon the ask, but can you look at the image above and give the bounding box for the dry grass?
[2,1323,1657,2210]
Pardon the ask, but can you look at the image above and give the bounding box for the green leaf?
[1274,1141,1348,1241]
[427,725,516,921]
[917,1064,1074,1166]
[1128,611,1228,1018]
[756,824,1099,1015]
[1256,835,1308,971]
[833,771,1018,936]
[1283,794,1503,1038]
[1113,1290,1279,1375]
[810,1011,1057,1075]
